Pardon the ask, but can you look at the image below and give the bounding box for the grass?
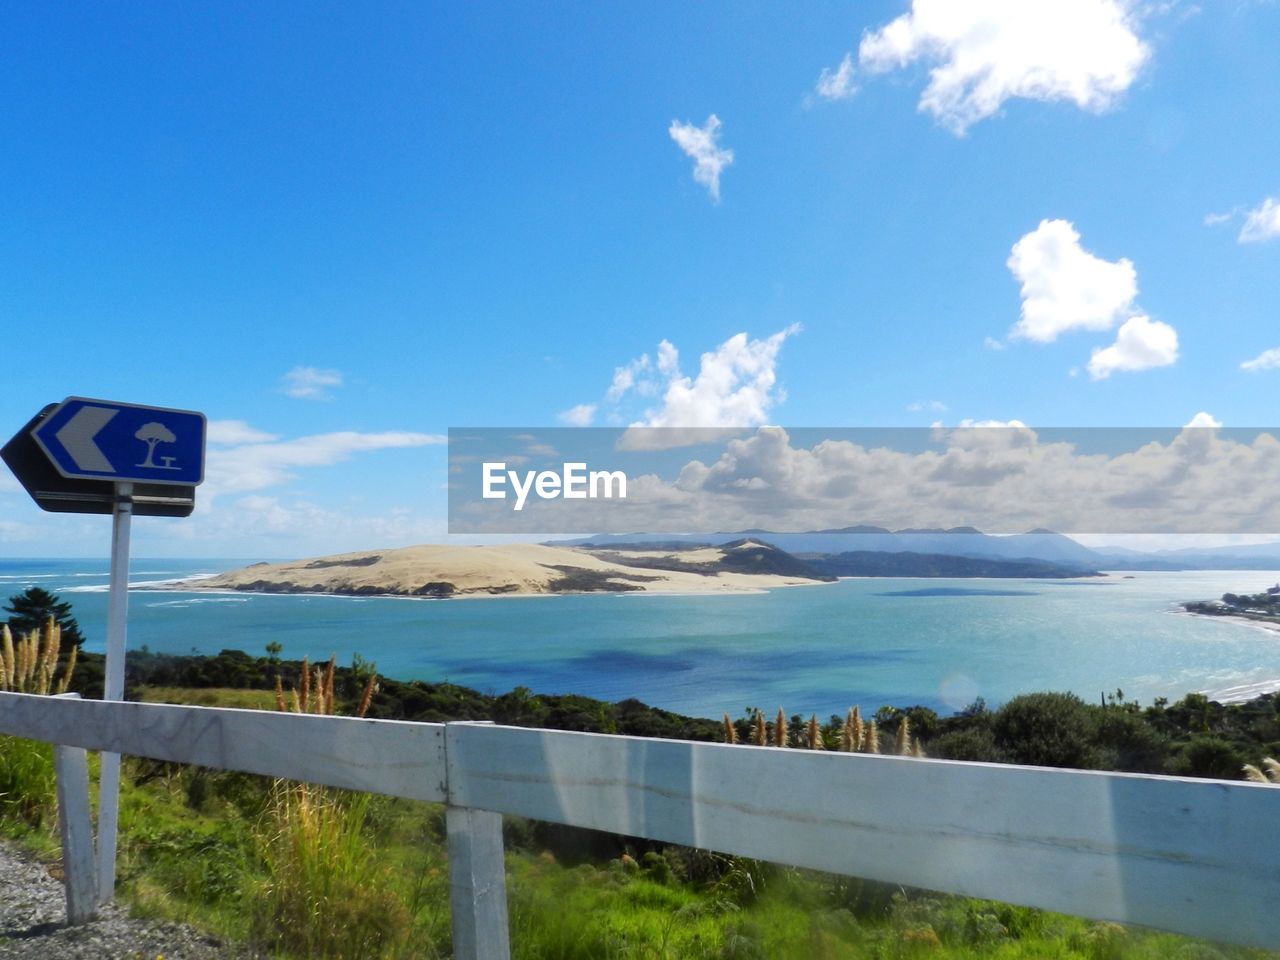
[2,741,1275,960]
[248,783,416,959]
[4,683,1279,959]
[136,685,281,710]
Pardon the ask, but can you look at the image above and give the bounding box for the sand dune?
[180,541,829,598]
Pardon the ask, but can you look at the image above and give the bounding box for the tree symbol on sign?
[135,422,179,469]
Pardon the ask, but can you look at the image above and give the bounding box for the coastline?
[1182,607,1280,636]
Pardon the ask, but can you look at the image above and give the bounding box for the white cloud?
[1239,196,1280,243]
[281,366,344,400]
[814,53,858,101]
[955,419,1028,429]
[1008,219,1138,343]
[557,404,597,426]
[204,429,445,500]
[606,354,652,402]
[633,324,802,430]
[207,420,279,445]
[168,495,449,556]
[561,327,802,450]
[1241,347,1280,372]
[1087,315,1178,379]
[1203,209,1235,227]
[907,400,948,413]
[656,340,679,376]
[858,0,1151,135]
[669,115,734,201]
[983,336,1007,351]
[1184,411,1221,429]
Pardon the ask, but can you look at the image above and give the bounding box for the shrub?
[991,692,1101,769]
[1094,709,1172,773]
[929,727,1005,763]
[1171,737,1247,780]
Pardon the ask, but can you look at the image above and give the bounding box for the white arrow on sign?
[54,406,118,473]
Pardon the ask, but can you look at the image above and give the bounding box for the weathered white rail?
[0,690,1276,957]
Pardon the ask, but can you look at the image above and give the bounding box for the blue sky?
[1,1,1277,557]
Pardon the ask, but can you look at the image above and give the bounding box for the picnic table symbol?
[135,422,182,470]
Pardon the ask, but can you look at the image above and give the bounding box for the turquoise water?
[3,558,1280,718]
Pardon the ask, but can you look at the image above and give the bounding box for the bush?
[929,727,1006,763]
[992,692,1101,769]
[1171,737,1247,781]
[1094,709,1171,773]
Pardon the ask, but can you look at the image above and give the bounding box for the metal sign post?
[97,480,132,900]
[2,398,204,904]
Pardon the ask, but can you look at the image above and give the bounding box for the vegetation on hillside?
[4,589,1279,958]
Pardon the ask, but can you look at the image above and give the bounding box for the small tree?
[4,587,85,647]
[135,421,176,468]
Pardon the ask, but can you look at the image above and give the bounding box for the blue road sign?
[32,397,206,486]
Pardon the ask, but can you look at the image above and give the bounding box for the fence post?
[445,722,511,960]
[52,693,97,924]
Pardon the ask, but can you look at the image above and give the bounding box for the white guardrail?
[0,690,1277,958]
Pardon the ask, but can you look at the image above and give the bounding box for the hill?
[177,540,833,598]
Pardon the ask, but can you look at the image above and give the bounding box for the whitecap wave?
[1203,678,1280,702]
[146,597,252,608]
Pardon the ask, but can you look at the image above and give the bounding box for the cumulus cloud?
[1008,219,1138,343]
[606,355,654,402]
[558,327,798,450]
[559,327,801,450]
[1239,196,1280,243]
[1005,219,1177,379]
[557,404,597,426]
[635,325,801,430]
[814,53,858,101]
[1087,315,1179,379]
[281,366,344,400]
[204,428,445,500]
[1184,412,1221,429]
[669,115,734,201]
[1241,347,1280,372]
[856,0,1151,134]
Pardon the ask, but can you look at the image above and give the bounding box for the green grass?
[3,753,1276,960]
[136,685,280,710]
[0,734,56,830]
[2,685,1277,959]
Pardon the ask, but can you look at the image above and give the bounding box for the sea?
[3,558,1280,720]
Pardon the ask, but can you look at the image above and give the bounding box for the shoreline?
[1182,607,1280,636]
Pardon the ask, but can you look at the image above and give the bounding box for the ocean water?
[3,558,1280,719]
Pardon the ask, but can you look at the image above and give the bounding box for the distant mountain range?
[550,528,1280,573]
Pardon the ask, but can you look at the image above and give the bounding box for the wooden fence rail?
[0,690,1276,957]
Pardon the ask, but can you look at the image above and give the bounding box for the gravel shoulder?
[0,840,253,959]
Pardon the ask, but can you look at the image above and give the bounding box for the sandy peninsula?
[177,539,833,599]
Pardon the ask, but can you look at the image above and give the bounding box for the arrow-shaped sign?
[32,397,206,486]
